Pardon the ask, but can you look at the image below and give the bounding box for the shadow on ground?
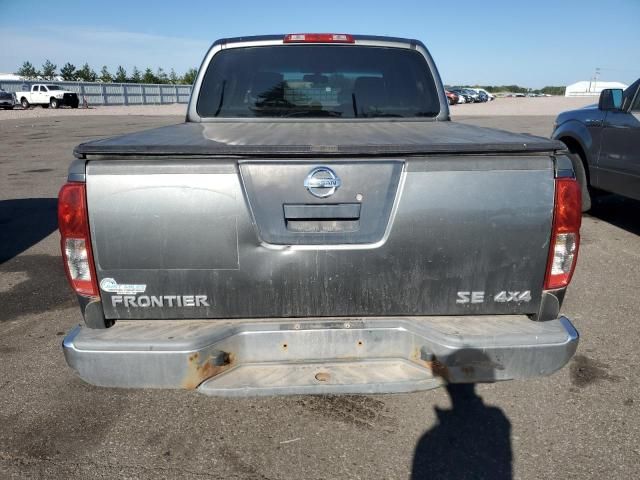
[411,347,513,480]
[0,198,59,263]
[0,198,74,321]
[588,194,640,236]
[411,383,512,479]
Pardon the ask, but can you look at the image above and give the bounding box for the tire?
[567,152,591,212]
[20,97,29,109]
[72,101,79,109]
[50,98,59,109]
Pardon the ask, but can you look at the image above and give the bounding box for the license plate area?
[240,160,403,245]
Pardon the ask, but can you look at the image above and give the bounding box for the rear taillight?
[58,182,99,297]
[544,177,582,289]
[284,33,355,43]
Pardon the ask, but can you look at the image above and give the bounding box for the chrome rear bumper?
[63,315,578,396]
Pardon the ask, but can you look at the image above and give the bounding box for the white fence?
[0,80,192,106]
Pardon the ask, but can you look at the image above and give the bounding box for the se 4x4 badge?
[456,291,532,304]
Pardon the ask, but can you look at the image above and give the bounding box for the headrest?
[353,76,387,112]
[303,73,329,85]
[252,72,284,96]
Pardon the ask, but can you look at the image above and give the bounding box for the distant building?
[565,80,628,97]
[0,73,24,81]
[0,73,65,82]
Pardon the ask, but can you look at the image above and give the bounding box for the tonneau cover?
[74,121,564,157]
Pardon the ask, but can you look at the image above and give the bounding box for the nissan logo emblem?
[303,167,341,198]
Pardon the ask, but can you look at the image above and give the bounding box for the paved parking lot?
[0,112,638,479]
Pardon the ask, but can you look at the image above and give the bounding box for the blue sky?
[1,0,639,88]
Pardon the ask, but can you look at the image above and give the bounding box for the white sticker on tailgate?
[100,277,146,295]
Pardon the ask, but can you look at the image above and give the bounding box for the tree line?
[446,84,565,95]
[477,85,566,95]
[15,61,567,94]
[473,85,566,95]
[15,60,198,85]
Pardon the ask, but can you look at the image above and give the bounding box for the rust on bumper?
[183,351,235,390]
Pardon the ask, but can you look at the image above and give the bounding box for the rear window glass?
[197,45,440,118]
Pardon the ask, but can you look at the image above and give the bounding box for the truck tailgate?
[87,154,554,320]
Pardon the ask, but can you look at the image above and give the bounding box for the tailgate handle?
[283,203,361,220]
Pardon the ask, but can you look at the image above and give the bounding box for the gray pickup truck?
[553,79,640,211]
[60,34,581,396]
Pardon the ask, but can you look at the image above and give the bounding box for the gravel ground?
[0,103,187,120]
[0,114,638,479]
[0,96,595,120]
